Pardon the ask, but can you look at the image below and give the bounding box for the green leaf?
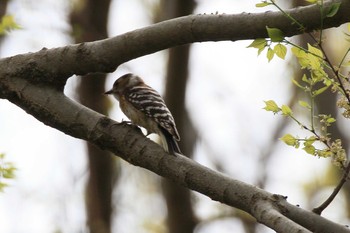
[301,74,310,84]
[0,182,8,192]
[280,134,299,147]
[263,100,280,113]
[247,39,268,56]
[258,46,265,56]
[247,38,267,48]
[291,47,309,68]
[273,44,287,59]
[323,78,332,86]
[303,145,316,155]
[256,2,271,7]
[326,117,336,123]
[292,79,306,90]
[326,2,341,18]
[2,166,16,179]
[312,85,329,96]
[307,43,323,58]
[304,136,316,146]
[298,100,311,109]
[266,27,285,42]
[267,48,275,62]
[291,46,303,56]
[281,105,293,116]
[305,0,318,3]
[317,150,332,158]
[0,15,21,35]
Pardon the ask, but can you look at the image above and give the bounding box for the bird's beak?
[104,89,113,95]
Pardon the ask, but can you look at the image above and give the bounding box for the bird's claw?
[119,119,132,125]
[118,120,142,132]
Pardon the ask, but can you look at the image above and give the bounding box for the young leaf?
[291,46,302,56]
[307,43,323,58]
[304,136,317,146]
[266,27,284,42]
[258,46,266,56]
[312,85,330,96]
[0,15,21,35]
[273,44,287,59]
[326,117,336,124]
[280,134,299,147]
[247,39,267,56]
[2,165,16,179]
[298,100,311,109]
[247,38,267,48]
[292,79,306,89]
[303,145,316,155]
[281,105,293,116]
[0,182,9,192]
[256,1,271,7]
[317,150,332,158]
[263,100,280,113]
[323,78,332,87]
[301,74,311,84]
[325,2,341,18]
[291,47,309,68]
[267,48,275,62]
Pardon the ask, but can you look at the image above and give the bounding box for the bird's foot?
[118,120,142,133]
[119,119,132,125]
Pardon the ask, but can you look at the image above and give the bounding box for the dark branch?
[0,0,348,91]
[1,76,349,232]
[0,1,349,232]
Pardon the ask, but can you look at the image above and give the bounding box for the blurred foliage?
[0,14,21,35]
[0,153,16,192]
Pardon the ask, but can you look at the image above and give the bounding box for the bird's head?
[105,73,144,98]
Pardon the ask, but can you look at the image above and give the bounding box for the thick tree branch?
[0,1,350,232]
[1,76,349,232]
[0,0,348,91]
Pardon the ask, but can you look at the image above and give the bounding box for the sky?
[0,0,349,232]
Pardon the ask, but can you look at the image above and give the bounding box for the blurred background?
[0,0,349,232]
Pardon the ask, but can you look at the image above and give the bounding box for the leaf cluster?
[0,153,16,192]
[256,0,350,215]
[247,29,287,62]
[254,0,350,168]
[0,15,21,35]
[263,100,346,166]
[291,44,333,96]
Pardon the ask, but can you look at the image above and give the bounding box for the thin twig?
[313,161,350,214]
[311,34,350,215]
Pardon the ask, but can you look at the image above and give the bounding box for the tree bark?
[160,1,198,232]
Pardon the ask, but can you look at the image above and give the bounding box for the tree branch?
[1,76,349,232]
[0,0,348,91]
[0,1,350,232]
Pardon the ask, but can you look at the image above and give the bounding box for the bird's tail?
[159,128,182,155]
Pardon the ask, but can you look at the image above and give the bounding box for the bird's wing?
[125,86,180,140]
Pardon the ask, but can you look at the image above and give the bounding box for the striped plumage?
[105,73,181,155]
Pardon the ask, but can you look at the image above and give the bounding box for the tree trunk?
[160,1,198,233]
[70,1,118,232]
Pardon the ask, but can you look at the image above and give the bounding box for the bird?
[105,73,182,155]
